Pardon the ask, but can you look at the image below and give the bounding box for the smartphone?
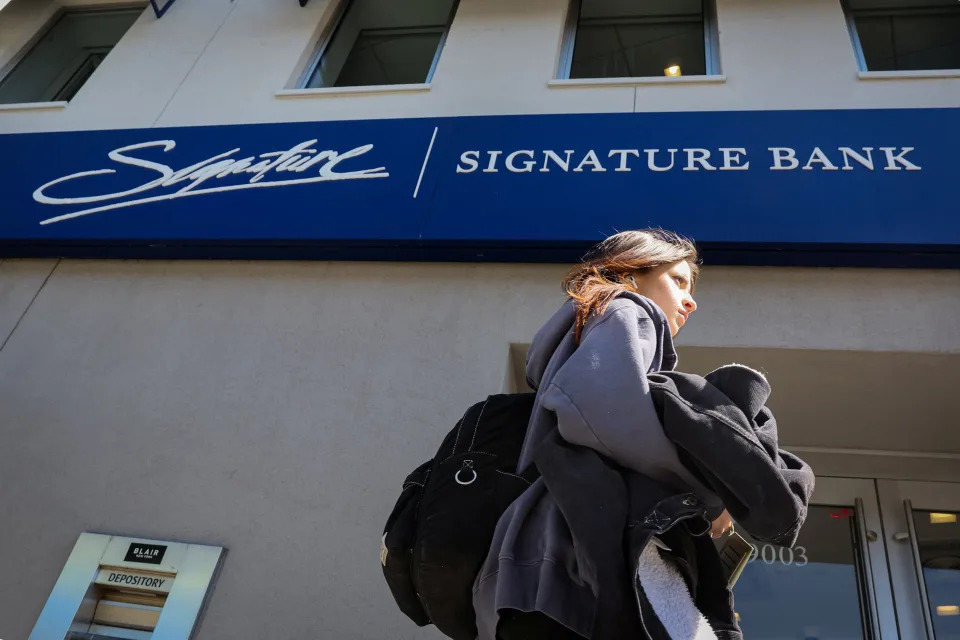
[717,531,753,589]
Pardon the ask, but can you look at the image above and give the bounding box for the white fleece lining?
[636,543,718,640]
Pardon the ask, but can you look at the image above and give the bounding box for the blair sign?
[1,108,957,267]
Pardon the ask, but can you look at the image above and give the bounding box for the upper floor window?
[301,0,458,88]
[0,7,142,104]
[844,0,960,71]
[559,0,720,79]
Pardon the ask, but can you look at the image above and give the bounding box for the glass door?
[878,480,960,640]
[732,477,897,640]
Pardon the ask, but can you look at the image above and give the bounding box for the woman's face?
[632,260,698,337]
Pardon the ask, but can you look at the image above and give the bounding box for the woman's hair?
[563,229,700,343]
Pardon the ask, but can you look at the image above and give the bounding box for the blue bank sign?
[1,108,957,266]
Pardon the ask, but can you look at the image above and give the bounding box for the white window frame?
[840,0,960,73]
[297,0,460,89]
[0,3,145,106]
[556,0,721,79]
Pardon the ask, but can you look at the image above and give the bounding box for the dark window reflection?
[849,0,960,71]
[0,8,141,104]
[570,22,705,78]
[570,0,707,79]
[335,29,444,87]
[912,509,960,640]
[305,0,455,88]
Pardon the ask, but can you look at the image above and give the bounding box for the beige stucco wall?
[1,258,959,638]
[1,0,959,133]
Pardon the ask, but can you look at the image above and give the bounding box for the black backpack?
[380,393,539,640]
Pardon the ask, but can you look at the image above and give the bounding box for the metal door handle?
[903,500,936,640]
[854,498,882,640]
[893,532,910,543]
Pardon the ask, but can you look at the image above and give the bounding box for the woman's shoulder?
[586,294,675,362]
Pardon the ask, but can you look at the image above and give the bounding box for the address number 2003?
[749,544,809,567]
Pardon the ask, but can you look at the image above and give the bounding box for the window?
[0,7,142,104]
[302,0,458,88]
[559,0,720,79]
[844,0,960,72]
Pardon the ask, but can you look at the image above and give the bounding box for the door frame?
[878,479,960,640]
[814,477,899,640]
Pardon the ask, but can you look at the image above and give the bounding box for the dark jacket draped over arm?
[648,364,815,546]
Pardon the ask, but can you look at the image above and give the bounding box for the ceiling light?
[664,65,682,77]
[930,513,958,524]
[936,605,959,616]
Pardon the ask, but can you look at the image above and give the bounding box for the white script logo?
[34,139,389,225]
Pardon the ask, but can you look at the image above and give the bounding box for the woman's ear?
[626,274,638,289]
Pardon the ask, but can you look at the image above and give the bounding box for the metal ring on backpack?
[455,468,477,485]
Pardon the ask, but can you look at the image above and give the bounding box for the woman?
[473,229,742,640]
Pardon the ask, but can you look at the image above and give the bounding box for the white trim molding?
[276,84,432,99]
[858,69,960,81]
[548,75,726,88]
[788,446,960,483]
[0,100,68,111]
[789,446,960,461]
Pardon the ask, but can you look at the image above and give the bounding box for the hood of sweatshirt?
[525,293,678,392]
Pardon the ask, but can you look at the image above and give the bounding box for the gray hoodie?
[473,293,722,639]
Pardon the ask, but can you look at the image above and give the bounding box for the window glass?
[847,0,960,71]
[0,8,141,104]
[305,0,456,88]
[731,505,870,639]
[568,0,710,78]
[911,509,960,639]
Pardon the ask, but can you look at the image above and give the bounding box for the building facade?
[1,0,959,638]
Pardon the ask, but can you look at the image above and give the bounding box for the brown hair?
[563,229,700,343]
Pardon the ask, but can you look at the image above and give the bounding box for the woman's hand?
[710,509,733,538]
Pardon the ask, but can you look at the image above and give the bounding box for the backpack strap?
[450,397,490,457]
[402,464,430,490]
